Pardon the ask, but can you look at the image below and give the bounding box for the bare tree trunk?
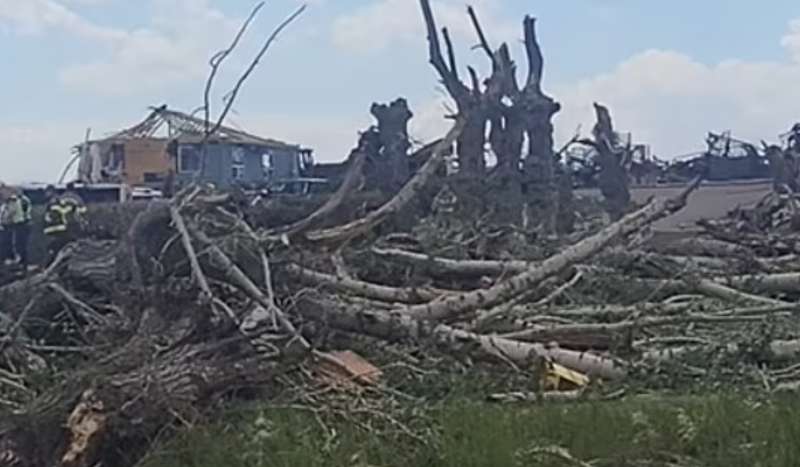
[398,177,700,322]
[524,110,559,233]
[371,98,413,192]
[517,17,561,234]
[457,114,487,176]
[297,296,626,379]
[304,118,466,246]
[586,103,631,221]
[419,0,486,178]
[764,144,799,193]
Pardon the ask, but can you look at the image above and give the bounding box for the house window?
[231,147,246,180]
[109,144,125,172]
[262,152,273,179]
[178,146,201,173]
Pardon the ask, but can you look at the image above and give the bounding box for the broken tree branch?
[204,1,266,139]
[297,295,626,379]
[305,117,466,245]
[207,4,307,140]
[267,138,369,239]
[287,264,444,304]
[400,177,702,321]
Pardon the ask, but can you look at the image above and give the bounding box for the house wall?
[269,147,301,180]
[175,143,300,187]
[123,139,170,185]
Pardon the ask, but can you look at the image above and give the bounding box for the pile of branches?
[8,3,800,466]
[6,111,800,464]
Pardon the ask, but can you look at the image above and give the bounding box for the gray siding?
[269,147,301,180]
[176,142,299,188]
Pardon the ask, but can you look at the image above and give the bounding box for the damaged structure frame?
[76,105,315,191]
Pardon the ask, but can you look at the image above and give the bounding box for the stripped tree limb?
[186,222,309,351]
[297,295,626,379]
[533,268,584,307]
[693,277,790,306]
[268,136,369,240]
[203,1,265,141]
[198,3,306,178]
[208,4,307,140]
[722,272,800,295]
[171,205,241,323]
[372,246,533,277]
[501,312,777,342]
[170,207,212,299]
[305,117,466,245]
[286,264,445,304]
[399,177,702,321]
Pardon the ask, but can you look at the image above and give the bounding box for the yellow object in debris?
[539,358,590,391]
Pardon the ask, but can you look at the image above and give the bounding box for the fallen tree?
[6,3,800,467]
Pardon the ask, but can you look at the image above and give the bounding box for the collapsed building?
[74,105,314,192]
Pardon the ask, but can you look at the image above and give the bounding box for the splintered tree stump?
[371,98,413,192]
[582,103,632,221]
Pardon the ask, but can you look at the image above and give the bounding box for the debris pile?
[2,133,798,465]
[6,2,800,466]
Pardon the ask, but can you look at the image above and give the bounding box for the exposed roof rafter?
[105,105,297,150]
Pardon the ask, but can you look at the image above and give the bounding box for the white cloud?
[0,122,92,184]
[0,0,123,40]
[553,21,800,158]
[332,0,515,54]
[0,0,246,96]
[63,0,243,95]
[62,0,112,5]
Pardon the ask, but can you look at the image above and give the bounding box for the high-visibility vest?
[10,195,31,224]
[44,200,86,235]
[1,195,31,226]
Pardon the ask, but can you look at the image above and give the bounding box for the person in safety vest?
[5,189,32,269]
[43,187,87,261]
[0,188,14,265]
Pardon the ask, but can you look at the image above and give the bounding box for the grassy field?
[139,393,800,467]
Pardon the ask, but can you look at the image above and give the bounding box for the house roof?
[102,105,298,150]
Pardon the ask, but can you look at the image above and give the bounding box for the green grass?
[139,393,800,467]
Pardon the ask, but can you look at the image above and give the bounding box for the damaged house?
[75,105,313,190]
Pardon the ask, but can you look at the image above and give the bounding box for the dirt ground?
[577,179,773,231]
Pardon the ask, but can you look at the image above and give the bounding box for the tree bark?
[764,144,799,192]
[298,296,626,379]
[399,177,700,322]
[304,117,466,246]
[518,17,561,234]
[268,132,371,241]
[419,0,486,177]
[586,103,631,221]
[371,99,413,192]
[286,264,445,304]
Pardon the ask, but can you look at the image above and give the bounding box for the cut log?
[298,296,626,379]
[399,177,701,321]
[723,272,800,295]
[501,313,772,343]
[372,247,533,277]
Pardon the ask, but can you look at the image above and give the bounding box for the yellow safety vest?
[44,201,86,235]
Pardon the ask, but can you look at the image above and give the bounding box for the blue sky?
[2,0,800,182]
